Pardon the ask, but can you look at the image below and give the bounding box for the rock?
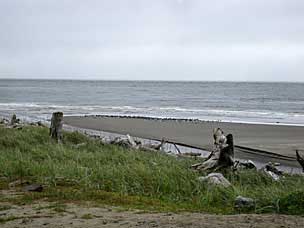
[198,173,231,188]
[23,184,43,192]
[235,196,255,209]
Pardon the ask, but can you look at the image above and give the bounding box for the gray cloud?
[0,0,304,81]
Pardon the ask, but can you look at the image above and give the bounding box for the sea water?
[1,79,304,125]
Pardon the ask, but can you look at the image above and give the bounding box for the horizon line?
[0,77,304,83]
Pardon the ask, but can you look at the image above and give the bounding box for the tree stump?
[49,112,63,143]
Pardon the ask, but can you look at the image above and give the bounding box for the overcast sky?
[0,0,304,81]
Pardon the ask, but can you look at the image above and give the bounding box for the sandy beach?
[1,201,304,228]
[64,115,304,169]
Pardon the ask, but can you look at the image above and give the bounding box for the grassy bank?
[0,125,303,214]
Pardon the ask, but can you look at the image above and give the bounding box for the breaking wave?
[1,102,304,126]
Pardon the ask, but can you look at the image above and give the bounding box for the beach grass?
[0,125,303,214]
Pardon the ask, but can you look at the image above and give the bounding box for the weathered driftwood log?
[110,135,167,153]
[213,127,227,148]
[233,160,257,170]
[148,138,166,150]
[110,134,141,149]
[172,143,181,154]
[195,150,220,171]
[217,134,234,169]
[110,137,133,148]
[139,145,159,153]
[193,130,234,171]
[0,117,9,125]
[180,152,202,157]
[296,150,304,172]
[264,162,282,176]
[49,112,63,142]
[262,162,282,181]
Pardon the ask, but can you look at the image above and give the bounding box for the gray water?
[1,79,304,125]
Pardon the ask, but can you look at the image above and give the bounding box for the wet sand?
[64,115,304,169]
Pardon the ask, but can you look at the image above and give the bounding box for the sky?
[0,0,304,81]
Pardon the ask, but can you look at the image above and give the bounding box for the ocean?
[1,79,304,125]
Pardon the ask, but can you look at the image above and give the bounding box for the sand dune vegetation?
[0,125,304,216]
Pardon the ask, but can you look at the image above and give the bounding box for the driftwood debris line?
[63,124,301,172]
[173,143,182,154]
[63,125,209,156]
[235,145,296,161]
[62,124,302,173]
[296,150,304,172]
[148,137,297,162]
[147,137,207,151]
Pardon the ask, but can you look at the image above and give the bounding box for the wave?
[1,102,304,125]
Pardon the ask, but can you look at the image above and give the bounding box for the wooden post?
[49,112,63,143]
[10,114,18,125]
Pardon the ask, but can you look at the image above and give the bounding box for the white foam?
[1,102,304,126]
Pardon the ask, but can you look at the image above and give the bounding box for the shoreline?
[79,114,304,127]
[6,112,304,129]
[2,109,304,127]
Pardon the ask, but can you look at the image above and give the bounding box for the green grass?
[81,213,94,219]
[0,125,303,214]
[0,215,19,224]
[0,205,12,211]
